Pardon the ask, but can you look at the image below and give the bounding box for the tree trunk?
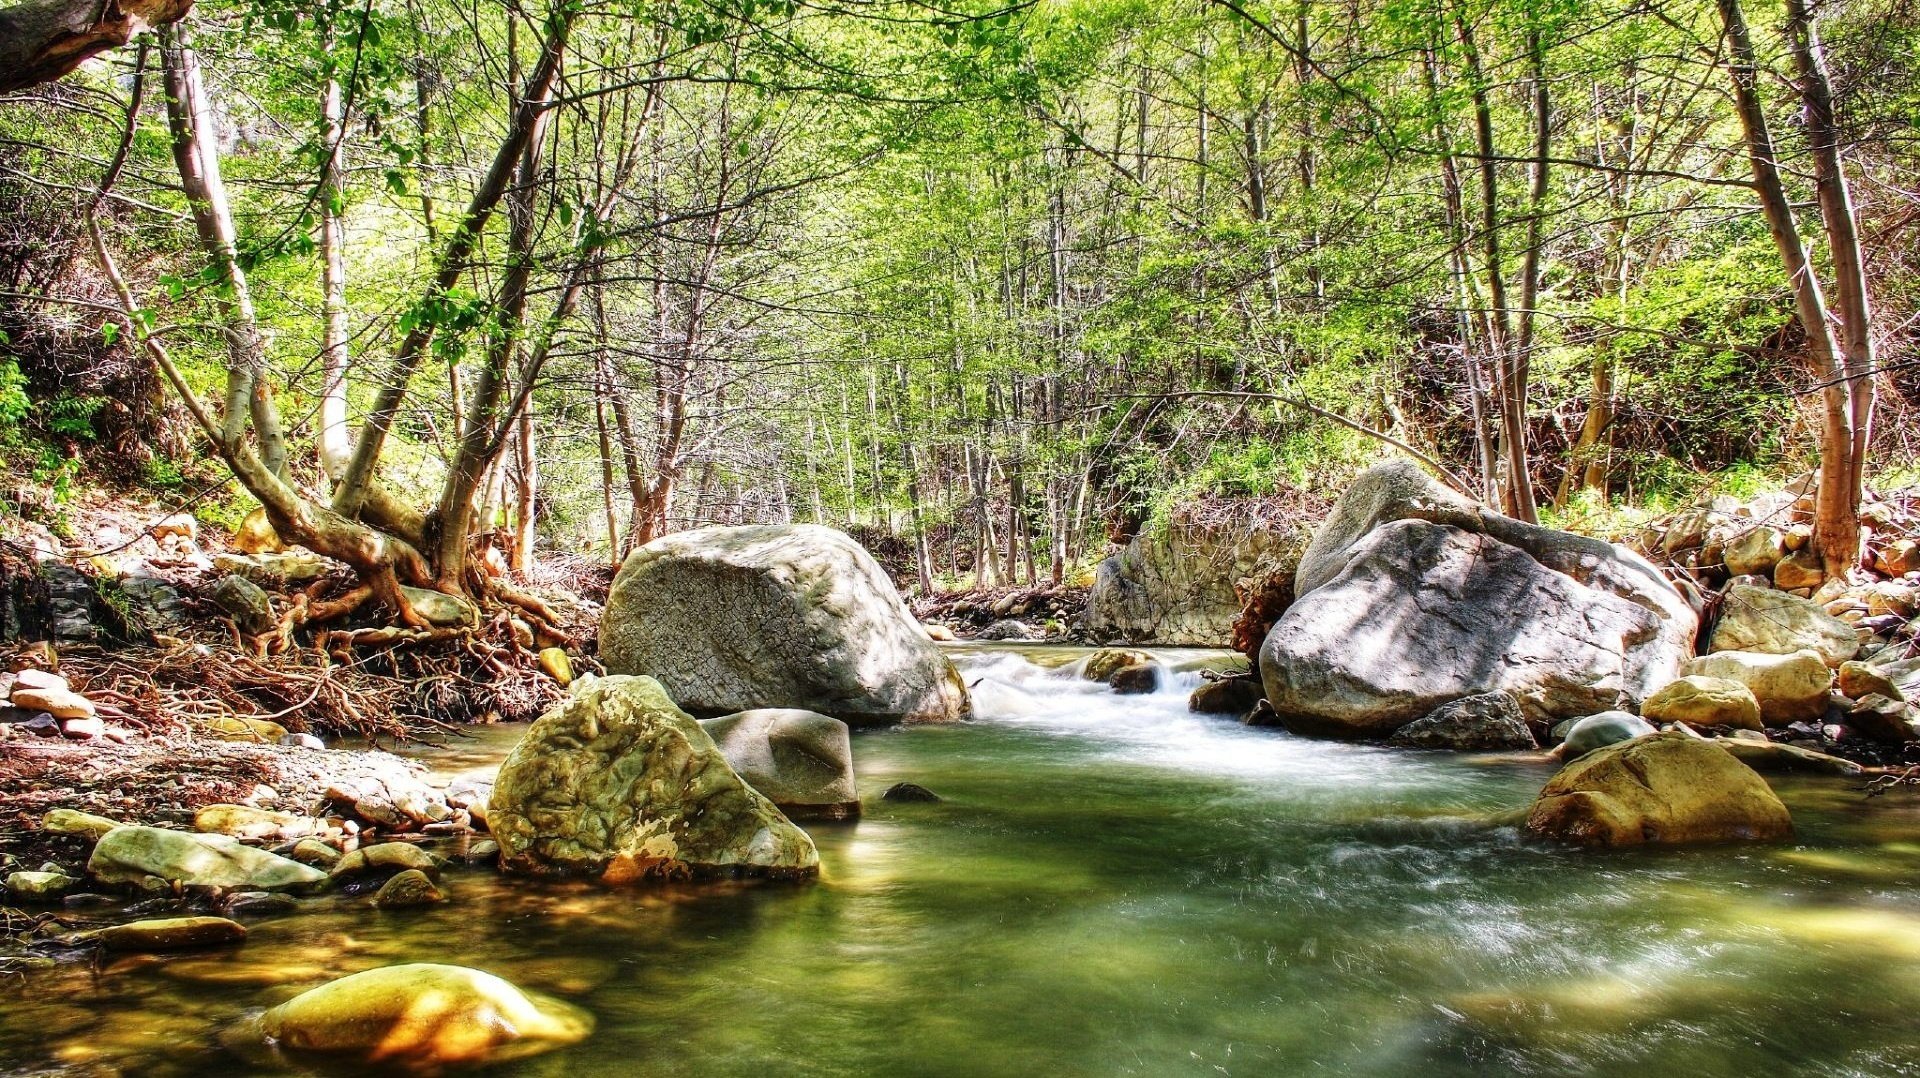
[0,0,193,93]
[1719,0,1861,576]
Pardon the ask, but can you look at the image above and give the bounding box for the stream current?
[7,642,1920,1076]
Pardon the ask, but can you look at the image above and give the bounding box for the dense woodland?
[2,0,1917,603]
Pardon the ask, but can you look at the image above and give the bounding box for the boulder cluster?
[1187,458,1920,849]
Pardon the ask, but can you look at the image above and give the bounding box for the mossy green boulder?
[88,826,326,892]
[489,675,818,883]
[1526,729,1793,848]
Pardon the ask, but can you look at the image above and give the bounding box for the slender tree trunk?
[1719,0,1860,576]
[317,22,351,482]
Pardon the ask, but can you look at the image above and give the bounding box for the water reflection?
[4,643,1920,1076]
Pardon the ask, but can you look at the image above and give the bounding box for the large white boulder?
[1260,460,1697,738]
[600,525,970,726]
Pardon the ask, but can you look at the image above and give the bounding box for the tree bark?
[0,0,192,93]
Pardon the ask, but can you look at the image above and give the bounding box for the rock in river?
[85,916,247,952]
[600,524,971,726]
[489,675,818,882]
[1387,692,1536,750]
[1682,649,1832,725]
[1525,729,1793,848]
[1260,459,1697,738]
[88,826,326,893]
[1559,711,1655,759]
[234,963,592,1070]
[701,709,860,821]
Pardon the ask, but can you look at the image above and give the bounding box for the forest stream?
[6,643,1920,1077]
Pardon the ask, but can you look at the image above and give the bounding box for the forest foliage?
[0,0,1916,594]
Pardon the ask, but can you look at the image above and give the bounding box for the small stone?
[23,713,59,737]
[881,782,942,803]
[151,513,197,542]
[195,804,323,842]
[6,870,77,901]
[1083,648,1152,682]
[205,715,289,743]
[1561,711,1656,759]
[1839,661,1904,703]
[287,838,342,869]
[330,842,442,882]
[537,647,573,687]
[1189,678,1265,717]
[278,732,325,750]
[1722,526,1787,577]
[13,668,68,692]
[1641,676,1764,731]
[9,685,94,720]
[225,890,300,916]
[510,619,536,649]
[86,916,248,952]
[212,573,276,636]
[43,808,125,840]
[1773,548,1824,590]
[1876,538,1920,577]
[372,869,446,909]
[462,840,500,864]
[59,715,104,740]
[1850,694,1919,744]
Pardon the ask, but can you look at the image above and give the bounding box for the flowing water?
[8,643,1920,1076]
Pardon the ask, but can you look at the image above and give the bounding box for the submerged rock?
[1260,460,1696,738]
[88,826,326,893]
[86,916,247,952]
[1525,730,1793,848]
[234,963,592,1070]
[1714,738,1863,776]
[372,869,446,909]
[1387,692,1536,751]
[330,842,443,883]
[600,524,970,725]
[489,675,818,882]
[701,709,859,821]
[881,782,942,803]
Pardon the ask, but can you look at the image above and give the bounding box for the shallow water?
[9,643,1920,1076]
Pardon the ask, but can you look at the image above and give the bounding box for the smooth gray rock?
[1388,692,1536,750]
[701,709,859,820]
[600,525,970,726]
[1260,460,1696,739]
[1561,711,1655,759]
[1084,520,1308,647]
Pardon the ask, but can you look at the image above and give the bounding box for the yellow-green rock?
[538,647,573,687]
[372,868,446,909]
[88,825,326,892]
[88,916,247,952]
[489,675,818,883]
[1640,675,1763,730]
[330,842,442,881]
[240,963,592,1068]
[1083,648,1152,683]
[194,804,322,841]
[1525,729,1793,848]
[205,715,289,743]
[42,808,124,841]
